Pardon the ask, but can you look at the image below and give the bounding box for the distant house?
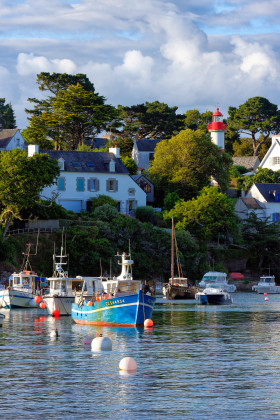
[132,139,161,170]
[259,134,280,171]
[131,174,154,203]
[232,156,260,172]
[0,129,26,151]
[29,145,146,214]
[84,137,109,150]
[235,183,280,221]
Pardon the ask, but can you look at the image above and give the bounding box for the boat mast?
[171,217,174,281]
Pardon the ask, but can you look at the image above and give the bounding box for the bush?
[90,195,118,213]
[93,204,119,221]
[135,206,154,223]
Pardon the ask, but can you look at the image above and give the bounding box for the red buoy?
[53,309,60,317]
[34,295,41,303]
[87,301,93,306]
[144,319,153,328]
[264,292,268,296]
[40,302,46,309]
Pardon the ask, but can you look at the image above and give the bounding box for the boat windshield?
[206,283,221,289]
[261,278,274,283]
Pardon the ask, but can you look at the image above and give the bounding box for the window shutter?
[115,180,118,192]
[96,179,100,191]
[106,180,109,191]
[87,179,91,191]
[126,200,129,213]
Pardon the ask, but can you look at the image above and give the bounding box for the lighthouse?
[208,107,227,151]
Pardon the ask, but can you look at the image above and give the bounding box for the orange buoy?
[144,319,153,328]
[96,296,100,301]
[34,295,41,304]
[40,302,46,309]
[87,301,93,306]
[53,309,60,317]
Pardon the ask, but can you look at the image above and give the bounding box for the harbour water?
[1,293,280,419]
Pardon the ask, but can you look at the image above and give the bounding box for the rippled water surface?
[1,293,280,419]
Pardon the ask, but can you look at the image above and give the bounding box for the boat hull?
[252,286,280,294]
[0,313,5,326]
[163,284,196,300]
[0,289,38,309]
[43,295,75,316]
[196,292,232,305]
[72,290,156,327]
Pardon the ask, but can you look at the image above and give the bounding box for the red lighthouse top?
[208,107,227,131]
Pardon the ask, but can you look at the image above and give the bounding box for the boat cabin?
[47,277,75,296]
[9,271,46,293]
[169,277,190,286]
[258,276,275,285]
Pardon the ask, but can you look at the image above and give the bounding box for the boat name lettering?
[105,299,125,306]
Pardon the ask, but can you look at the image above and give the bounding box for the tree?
[227,97,280,156]
[0,98,16,128]
[0,149,60,237]
[114,101,184,141]
[148,129,232,202]
[241,168,280,192]
[184,109,212,132]
[164,186,237,240]
[121,156,138,175]
[25,73,119,150]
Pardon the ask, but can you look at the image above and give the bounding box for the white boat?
[0,270,47,309]
[195,283,233,305]
[42,240,83,316]
[252,275,280,294]
[198,271,236,293]
[0,312,5,326]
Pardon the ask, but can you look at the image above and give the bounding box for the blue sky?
[1,0,280,128]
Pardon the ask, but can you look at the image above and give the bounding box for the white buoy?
[265,297,269,301]
[91,336,112,351]
[50,329,60,338]
[119,357,137,372]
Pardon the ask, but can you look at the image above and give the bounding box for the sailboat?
[0,234,47,309]
[163,218,197,300]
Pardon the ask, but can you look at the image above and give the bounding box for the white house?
[29,145,146,214]
[132,139,161,170]
[0,129,26,151]
[235,183,280,222]
[258,134,280,171]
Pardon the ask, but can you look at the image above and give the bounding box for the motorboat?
[72,252,156,327]
[198,271,236,293]
[0,240,47,309]
[252,275,280,294]
[163,218,197,300]
[195,283,233,305]
[0,312,5,326]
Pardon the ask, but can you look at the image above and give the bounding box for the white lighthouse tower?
[208,107,227,151]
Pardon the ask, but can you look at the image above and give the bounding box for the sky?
[1,0,280,128]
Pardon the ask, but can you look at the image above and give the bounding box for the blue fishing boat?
[72,252,156,327]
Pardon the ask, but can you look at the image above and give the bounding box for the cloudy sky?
[1,0,280,128]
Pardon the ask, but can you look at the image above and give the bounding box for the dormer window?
[58,158,65,170]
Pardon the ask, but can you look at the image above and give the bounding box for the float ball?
[264,293,268,296]
[91,336,112,351]
[34,296,41,304]
[265,297,269,301]
[40,302,46,309]
[119,357,137,372]
[144,319,153,328]
[53,309,60,317]
[87,301,93,306]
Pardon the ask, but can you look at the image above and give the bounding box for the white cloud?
[16,53,76,76]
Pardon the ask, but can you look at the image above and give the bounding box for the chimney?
[28,144,39,157]
[109,146,120,158]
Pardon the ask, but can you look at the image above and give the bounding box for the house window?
[273,157,280,165]
[128,188,135,196]
[272,213,280,222]
[88,178,99,192]
[58,158,64,170]
[139,179,151,193]
[149,153,154,161]
[73,162,82,168]
[106,178,118,192]
[76,178,85,192]
[58,177,66,191]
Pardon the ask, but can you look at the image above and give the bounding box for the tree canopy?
[24,73,118,150]
[148,129,232,202]
[227,97,280,156]
[0,98,16,128]
[0,149,60,237]
[164,186,237,240]
[114,101,184,141]
[184,109,212,132]
[241,168,280,192]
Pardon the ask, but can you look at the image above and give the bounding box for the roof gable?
[0,129,19,148]
[136,139,161,152]
[253,183,280,202]
[232,156,260,171]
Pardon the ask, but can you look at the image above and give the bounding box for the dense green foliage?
[0,98,16,128]
[227,97,280,156]
[0,149,60,237]
[90,195,118,212]
[121,156,138,174]
[149,129,232,203]
[240,168,280,192]
[164,186,237,240]
[135,206,154,222]
[24,73,118,150]
[184,109,212,132]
